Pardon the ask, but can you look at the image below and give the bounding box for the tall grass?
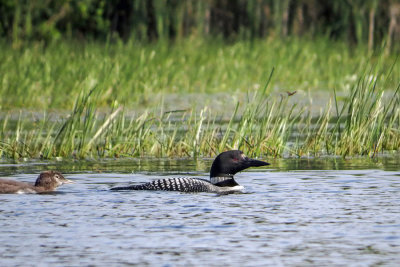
[0,69,399,160]
[0,39,399,159]
[1,39,399,110]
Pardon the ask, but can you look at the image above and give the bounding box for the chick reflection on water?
[0,171,74,194]
[111,150,270,193]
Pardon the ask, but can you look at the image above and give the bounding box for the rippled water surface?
[0,157,399,266]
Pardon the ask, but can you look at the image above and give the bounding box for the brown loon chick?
[0,171,74,194]
[111,150,269,193]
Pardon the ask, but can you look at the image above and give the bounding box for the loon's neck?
[210,176,239,187]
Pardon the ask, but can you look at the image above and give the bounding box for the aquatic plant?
[1,39,399,110]
[0,39,399,159]
[0,67,399,160]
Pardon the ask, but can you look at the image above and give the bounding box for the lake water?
[0,157,399,266]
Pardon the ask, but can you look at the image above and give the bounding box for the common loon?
[111,150,269,193]
[0,171,74,194]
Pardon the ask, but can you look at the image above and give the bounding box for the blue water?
[0,158,399,266]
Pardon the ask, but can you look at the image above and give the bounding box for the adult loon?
[0,171,74,194]
[111,150,269,193]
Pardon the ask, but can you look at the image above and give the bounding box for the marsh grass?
[1,66,399,160]
[1,38,399,110]
[334,77,400,157]
[0,39,399,159]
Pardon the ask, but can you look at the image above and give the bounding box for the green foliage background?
[1,0,399,51]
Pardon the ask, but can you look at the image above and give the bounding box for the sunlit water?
[0,158,399,266]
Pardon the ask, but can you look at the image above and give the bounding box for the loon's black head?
[210,150,270,178]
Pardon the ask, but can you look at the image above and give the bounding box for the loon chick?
[111,150,269,193]
[0,171,74,194]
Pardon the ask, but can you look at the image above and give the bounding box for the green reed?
[1,39,399,111]
[3,64,398,160]
[0,39,399,159]
[0,83,398,160]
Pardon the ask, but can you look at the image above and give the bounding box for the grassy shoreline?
[1,69,399,160]
[1,38,399,110]
[0,39,399,159]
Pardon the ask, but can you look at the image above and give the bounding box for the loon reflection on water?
[111,150,270,193]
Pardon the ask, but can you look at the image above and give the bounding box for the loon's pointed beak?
[246,158,270,167]
[62,178,75,184]
[240,153,270,168]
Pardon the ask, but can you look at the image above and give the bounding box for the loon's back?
[111,177,243,193]
[110,150,269,193]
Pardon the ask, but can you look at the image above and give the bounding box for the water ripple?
[0,169,399,266]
